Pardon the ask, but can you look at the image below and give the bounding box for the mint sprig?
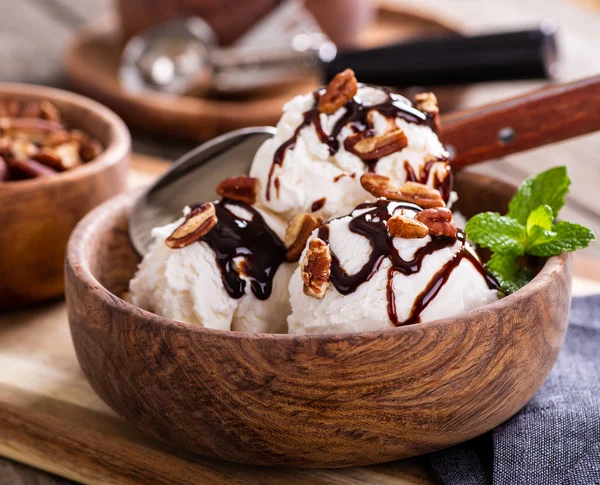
[465,166,595,294]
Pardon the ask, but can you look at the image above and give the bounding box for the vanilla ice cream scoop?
[250,70,451,223]
[130,199,294,333]
[288,199,498,335]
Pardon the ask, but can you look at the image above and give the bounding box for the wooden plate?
[65,3,467,142]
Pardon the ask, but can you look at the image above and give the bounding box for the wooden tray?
[2,155,600,484]
[65,2,467,142]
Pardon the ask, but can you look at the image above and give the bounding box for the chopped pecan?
[398,182,445,208]
[165,203,218,249]
[32,148,63,170]
[285,213,323,262]
[53,141,82,170]
[0,156,9,181]
[10,139,39,161]
[216,175,259,205]
[387,214,429,239]
[43,130,72,147]
[79,139,103,162]
[415,207,457,238]
[0,100,20,118]
[39,100,60,122]
[345,128,408,160]
[7,158,56,179]
[414,92,440,133]
[20,101,42,119]
[318,69,358,114]
[301,237,331,298]
[360,174,445,208]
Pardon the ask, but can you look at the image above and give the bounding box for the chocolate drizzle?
[267,86,437,201]
[318,200,498,326]
[311,197,327,212]
[190,199,286,301]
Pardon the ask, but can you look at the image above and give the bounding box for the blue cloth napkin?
[428,295,600,485]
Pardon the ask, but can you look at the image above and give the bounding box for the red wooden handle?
[440,75,600,169]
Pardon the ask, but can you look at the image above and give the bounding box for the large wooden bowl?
[0,84,130,310]
[65,172,571,468]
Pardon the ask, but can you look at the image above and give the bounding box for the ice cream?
[129,71,500,336]
[287,198,498,335]
[250,69,451,222]
[130,196,294,333]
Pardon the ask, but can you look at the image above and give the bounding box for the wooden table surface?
[1,0,599,483]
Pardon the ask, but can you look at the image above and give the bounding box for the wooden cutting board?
[1,154,600,485]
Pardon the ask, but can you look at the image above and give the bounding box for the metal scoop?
[120,0,558,96]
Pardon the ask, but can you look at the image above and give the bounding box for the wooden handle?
[440,75,600,169]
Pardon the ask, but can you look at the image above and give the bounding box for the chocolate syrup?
[403,159,453,203]
[267,86,437,201]
[311,197,327,212]
[319,200,497,326]
[190,199,286,301]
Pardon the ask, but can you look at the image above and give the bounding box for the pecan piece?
[43,130,72,148]
[0,156,9,181]
[414,92,440,133]
[300,237,331,298]
[318,69,358,114]
[32,148,63,170]
[39,100,60,122]
[285,213,322,262]
[345,128,408,160]
[415,208,457,238]
[387,215,429,239]
[10,139,39,161]
[360,174,445,209]
[53,141,82,170]
[79,139,103,161]
[7,158,56,179]
[216,175,259,205]
[165,203,218,249]
[398,181,445,208]
[20,101,42,119]
[0,100,20,118]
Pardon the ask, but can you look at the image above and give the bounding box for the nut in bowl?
[0,84,130,310]
[66,71,595,467]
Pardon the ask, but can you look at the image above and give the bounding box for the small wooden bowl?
[0,84,130,310]
[66,172,571,468]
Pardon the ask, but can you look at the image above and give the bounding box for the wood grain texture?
[64,5,466,142]
[0,84,130,310]
[64,172,571,468]
[441,75,600,168]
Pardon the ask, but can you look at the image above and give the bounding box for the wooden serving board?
[1,155,600,485]
[65,1,467,143]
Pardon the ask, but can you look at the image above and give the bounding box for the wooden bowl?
[65,171,571,468]
[0,84,130,310]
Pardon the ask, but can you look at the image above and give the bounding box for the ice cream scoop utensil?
[121,0,557,96]
[129,75,600,256]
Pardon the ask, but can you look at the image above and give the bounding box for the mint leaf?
[508,166,570,224]
[487,253,534,294]
[526,225,557,252]
[526,205,553,233]
[528,221,596,257]
[464,212,527,256]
